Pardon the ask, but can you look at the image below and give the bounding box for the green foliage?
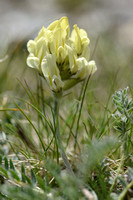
[0,184,47,200]
[79,136,117,179]
[0,82,133,199]
[113,87,133,134]
[112,87,133,157]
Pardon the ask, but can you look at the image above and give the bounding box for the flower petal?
[87,60,97,74]
[35,26,46,42]
[41,54,64,92]
[27,54,40,70]
[27,40,36,54]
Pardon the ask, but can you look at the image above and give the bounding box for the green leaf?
[21,164,25,174]
[31,169,37,187]
[4,157,8,170]
[37,176,45,191]
[22,174,32,185]
[118,176,127,187]
[21,164,26,182]
[0,166,9,178]
[10,169,20,181]
[128,167,133,180]
[0,155,2,165]
[9,159,15,171]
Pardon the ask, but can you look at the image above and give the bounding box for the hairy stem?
[54,97,74,175]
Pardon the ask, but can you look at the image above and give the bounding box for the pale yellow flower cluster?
[27,17,97,94]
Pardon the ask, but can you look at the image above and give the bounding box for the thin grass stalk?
[16,98,54,133]
[14,102,46,154]
[118,180,133,200]
[66,81,85,147]
[74,72,92,149]
[109,133,126,194]
[54,98,59,164]
[54,97,74,174]
[40,78,49,133]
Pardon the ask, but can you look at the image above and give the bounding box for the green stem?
[54,97,74,175]
[109,152,125,194]
[54,98,59,164]
[118,180,133,200]
[109,135,126,194]
[74,73,92,149]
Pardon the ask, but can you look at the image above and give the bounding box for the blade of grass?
[17,79,36,105]
[100,70,119,135]
[66,82,86,147]
[24,80,39,106]
[74,72,92,149]
[54,97,74,174]
[15,97,54,133]
[14,102,46,154]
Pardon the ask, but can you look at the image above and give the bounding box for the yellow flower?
[27,27,49,73]
[41,54,64,92]
[74,58,97,80]
[27,16,97,94]
[71,24,90,60]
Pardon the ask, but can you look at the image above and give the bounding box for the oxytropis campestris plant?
[27,16,97,173]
